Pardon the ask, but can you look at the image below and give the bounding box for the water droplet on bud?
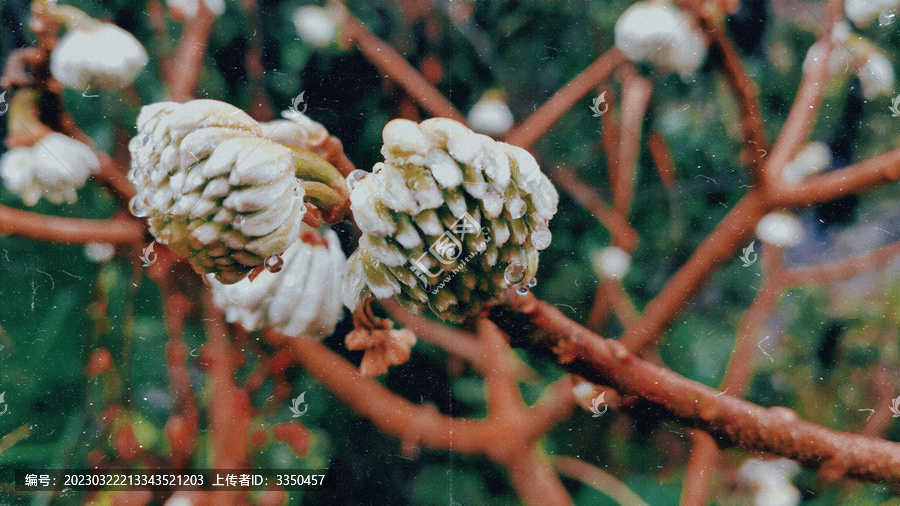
[879,12,895,25]
[129,197,147,217]
[265,255,284,273]
[527,278,537,288]
[516,286,530,295]
[504,262,526,285]
[347,170,369,191]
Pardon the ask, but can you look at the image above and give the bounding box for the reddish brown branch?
[167,3,215,102]
[678,4,769,185]
[0,205,145,244]
[680,431,719,506]
[766,0,842,184]
[619,193,768,351]
[551,167,639,251]
[505,49,628,150]
[491,293,900,484]
[771,147,900,207]
[554,456,648,506]
[343,16,465,122]
[614,65,652,215]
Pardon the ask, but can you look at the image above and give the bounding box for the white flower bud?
[85,242,116,263]
[755,212,804,247]
[1,132,99,206]
[591,246,631,280]
[845,0,900,27]
[781,142,831,183]
[345,118,558,321]
[467,91,514,137]
[128,99,347,284]
[166,0,225,19]
[208,229,346,339]
[50,21,148,90]
[858,52,895,99]
[614,1,707,77]
[738,458,801,506]
[292,5,346,48]
[260,110,331,158]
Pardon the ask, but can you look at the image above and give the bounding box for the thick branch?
[490,294,900,484]
[0,205,145,244]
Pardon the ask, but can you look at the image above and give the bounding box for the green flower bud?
[128,99,347,284]
[343,118,558,321]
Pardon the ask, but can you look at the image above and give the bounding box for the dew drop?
[141,135,149,147]
[234,215,245,225]
[527,278,537,288]
[516,286,530,295]
[129,197,147,218]
[347,170,369,191]
[265,255,284,273]
[879,12,895,25]
[504,262,526,285]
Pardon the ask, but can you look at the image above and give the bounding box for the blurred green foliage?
[1,0,899,504]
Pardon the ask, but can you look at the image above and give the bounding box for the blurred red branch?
[551,166,639,251]
[343,15,466,122]
[766,0,842,185]
[613,65,652,215]
[0,205,144,244]
[266,319,576,504]
[554,456,647,506]
[505,49,627,150]
[167,3,216,102]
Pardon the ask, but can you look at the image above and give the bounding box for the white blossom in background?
[738,458,801,506]
[591,246,631,280]
[755,212,804,248]
[292,4,346,48]
[781,141,831,183]
[0,132,99,206]
[614,0,708,77]
[50,9,148,90]
[845,0,900,27]
[344,118,559,321]
[858,52,895,99]
[166,0,226,19]
[128,99,347,284]
[467,90,514,137]
[802,24,895,100]
[208,229,346,339]
[85,242,116,263]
